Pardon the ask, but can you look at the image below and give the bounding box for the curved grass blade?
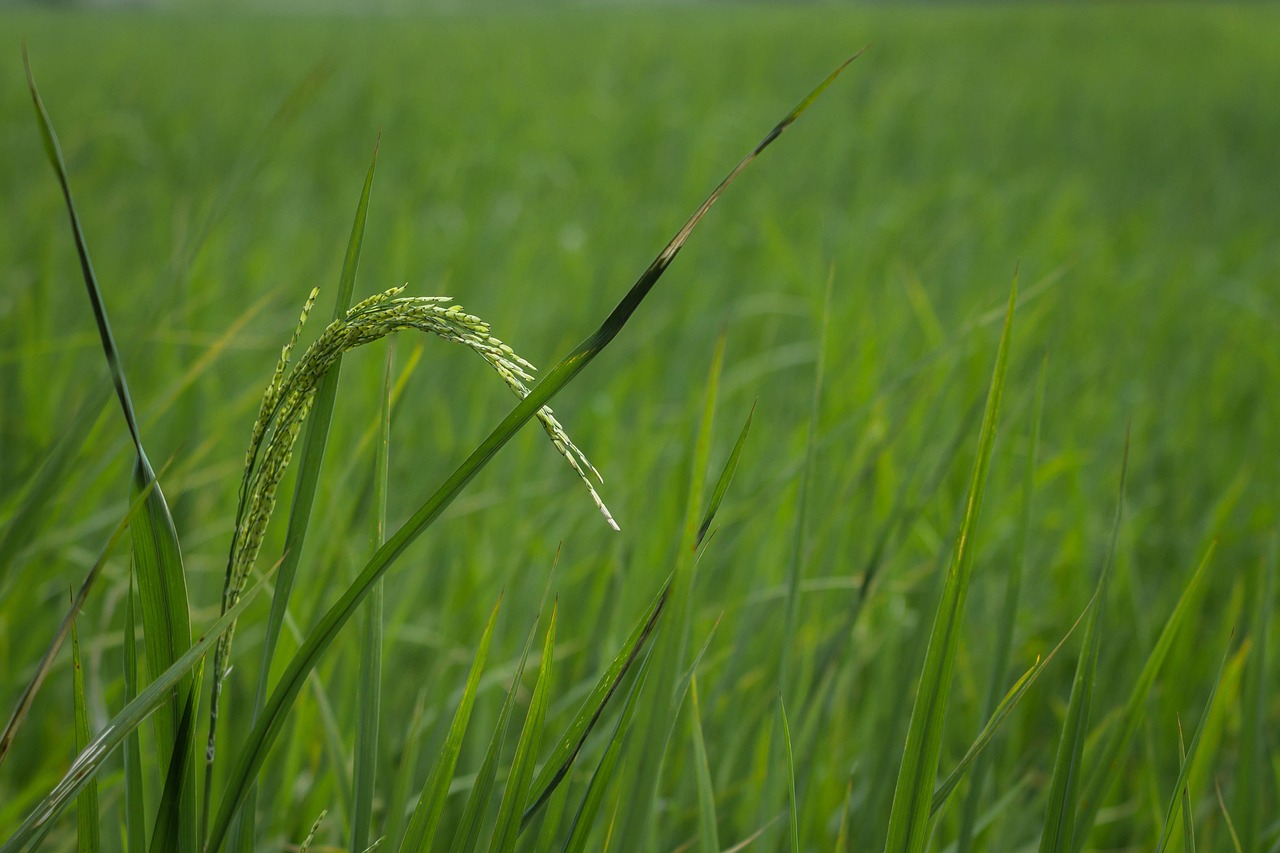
[1154,638,1232,852]
[398,597,502,853]
[123,575,146,853]
[24,45,195,845]
[883,276,1017,853]
[779,693,799,853]
[0,564,278,853]
[1072,540,1217,847]
[491,604,558,853]
[689,676,719,852]
[220,137,382,848]
[72,611,99,853]
[1177,721,1195,853]
[695,401,756,550]
[932,592,1092,814]
[1038,436,1129,853]
[521,578,671,827]
[450,609,543,853]
[561,647,656,853]
[351,344,393,853]
[956,352,1047,852]
[149,664,203,853]
[0,469,161,767]
[205,55,859,853]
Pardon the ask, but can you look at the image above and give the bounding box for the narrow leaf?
[1039,437,1130,853]
[521,578,670,826]
[1154,639,1232,853]
[883,276,1018,853]
[206,56,858,853]
[779,694,799,853]
[72,610,99,853]
[491,605,558,853]
[690,676,719,852]
[399,597,502,853]
[149,664,204,853]
[695,401,756,549]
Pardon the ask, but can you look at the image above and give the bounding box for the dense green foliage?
[2,4,1277,850]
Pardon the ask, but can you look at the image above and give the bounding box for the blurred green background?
[2,3,1277,850]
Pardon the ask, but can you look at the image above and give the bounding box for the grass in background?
[1,3,1278,851]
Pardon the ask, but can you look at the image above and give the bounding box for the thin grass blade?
[122,572,146,853]
[398,597,502,853]
[1039,437,1130,853]
[450,608,543,853]
[689,675,720,852]
[0,470,162,767]
[932,593,1093,814]
[1154,639,1231,853]
[72,611,99,853]
[491,604,558,853]
[149,664,203,853]
[521,578,671,827]
[1073,540,1217,846]
[205,57,857,853]
[956,351,1047,851]
[0,564,278,853]
[883,277,1018,853]
[695,401,755,550]
[561,647,656,853]
[779,693,799,853]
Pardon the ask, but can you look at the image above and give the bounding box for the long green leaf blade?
[1038,438,1129,853]
[123,574,146,853]
[521,578,670,827]
[1072,540,1217,846]
[398,597,502,853]
[1,565,279,852]
[224,136,381,851]
[72,612,99,853]
[451,610,543,853]
[205,57,857,853]
[883,277,1017,853]
[690,675,719,852]
[491,604,558,853]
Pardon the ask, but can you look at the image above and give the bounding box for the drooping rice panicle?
[210,285,615,738]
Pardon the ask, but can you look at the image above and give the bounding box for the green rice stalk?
[883,277,1017,853]
[521,578,671,828]
[561,647,656,853]
[450,604,543,853]
[398,597,501,853]
[491,604,558,853]
[351,344,393,853]
[72,611,98,853]
[205,55,858,852]
[297,811,327,853]
[226,144,378,852]
[1038,436,1129,853]
[0,564,280,852]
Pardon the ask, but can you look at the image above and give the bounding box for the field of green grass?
[2,4,1278,851]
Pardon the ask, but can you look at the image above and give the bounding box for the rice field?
[1,4,1278,851]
